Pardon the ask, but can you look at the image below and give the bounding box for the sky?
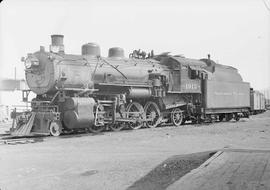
[0,0,269,93]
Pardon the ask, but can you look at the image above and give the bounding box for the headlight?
[24,55,39,69]
[25,58,32,69]
[32,60,39,66]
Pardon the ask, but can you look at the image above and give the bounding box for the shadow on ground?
[127,151,216,190]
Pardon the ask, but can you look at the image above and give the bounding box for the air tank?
[63,97,95,129]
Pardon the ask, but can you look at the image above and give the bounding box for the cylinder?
[82,43,100,57]
[63,97,95,129]
[108,47,124,58]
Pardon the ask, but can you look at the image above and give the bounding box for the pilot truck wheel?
[49,121,62,137]
[109,123,125,132]
[88,125,106,133]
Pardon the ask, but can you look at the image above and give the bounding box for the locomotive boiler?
[11,34,251,136]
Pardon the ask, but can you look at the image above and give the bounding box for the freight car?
[250,89,266,114]
[10,35,250,136]
[266,98,270,110]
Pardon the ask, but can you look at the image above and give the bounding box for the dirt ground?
[0,111,270,190]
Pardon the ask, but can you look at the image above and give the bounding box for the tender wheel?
[225,114,233,121]
[144,101,161,128]
[126,102,144,130]
[181,118,186,125]
[171,108,183,127]
[109,123,125,132]
[49,121,62,137]
[218,114,225,122]
[88,125,105,133]
[191,118,197,124]
[234,113,240,121]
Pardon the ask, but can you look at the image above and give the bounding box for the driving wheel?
[126,102,144,130]
[144,101,161,128]
[171,108,183,127]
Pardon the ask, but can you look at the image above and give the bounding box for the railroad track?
[0,118,251,145]
[0,137,43,145]
[0,130,100,145]
[0,122,217,145]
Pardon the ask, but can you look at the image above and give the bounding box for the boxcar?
[250,89,266,114]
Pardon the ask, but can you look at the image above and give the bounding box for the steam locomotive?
[11,35,251,136]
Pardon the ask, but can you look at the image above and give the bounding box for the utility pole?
[262,0,270,103]
[14,67,17,81]
[262,0,270,12]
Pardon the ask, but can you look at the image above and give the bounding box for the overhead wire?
[262,0,270,12]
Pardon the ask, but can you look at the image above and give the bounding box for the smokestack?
[50,34,64,53]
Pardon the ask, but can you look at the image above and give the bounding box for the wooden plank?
[222,149,270,153]
[168,151,270,190]
[203,152,269,190]
[200,152,245,190]
[225,153,264,190]
[167,151,226,190]
[247,153,269,190]
[259,155,270,190]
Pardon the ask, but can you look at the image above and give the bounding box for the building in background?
[0,78,33,122]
